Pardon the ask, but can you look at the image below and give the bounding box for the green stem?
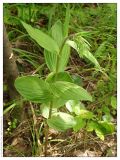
[55,37,68,74]
[49,101,53,119]
[44,32,78,156]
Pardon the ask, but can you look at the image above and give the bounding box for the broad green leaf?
[15,76,53,103]
[58,44,71,72]
[95,121,115,140]
[87,120,115,140]
[66,100,85,115]
[98,121,115,135]
[51,20,63,47]
[40,104,57,119]
[44,50,57,72]
[66,100,78,113]
[47,112,76,131]
[50,81,92,102]
[21,21,59,53]
[73,117,86,132]
[78,109,94,119]
[87,121,104,140]
[44,20,70,72]
[82,50,100,68]
[64,4,70,37]
[111,96,117,109]
[66,40,78,51]
[87,121,98,132]
[95,129,104,141]
[46,72,73,83]
[44,20,64,71]
[40,104,50,119]
[55,5,71,71]
[52,98,67,109]
[44,19,70,72]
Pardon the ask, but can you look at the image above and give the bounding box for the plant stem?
[44,32,78,156]
[84,120,88,151]
[44,121,49,157]
[55,37,68,74]
[44,101,53,156]
[30,102,42,156]
[49,101,53,119]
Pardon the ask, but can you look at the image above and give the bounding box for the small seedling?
[6,118,18,135]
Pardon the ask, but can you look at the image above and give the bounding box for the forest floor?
[3,118,117,157]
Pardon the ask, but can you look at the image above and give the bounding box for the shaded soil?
[3,114,117,157]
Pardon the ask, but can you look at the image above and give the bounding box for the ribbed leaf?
[58,4,71,71]
[87,121,105,140]
[52,98,67,109]
[98,121,115,135]
[44,20,63,72]
[15,76,53,103]
[64,4,70,37]
[46,72,73,83]
[95,129,104,140]
[58,44,71,72]
[66,40,78,51]
[21,21,59,53]
[47,112,76,131]
[73,117,86,132]
[40,104,57,119]
[87,121,97,132]
[44,50,57,71]
[50,81,92,102]
[87,120,115,140]
[51,20,63,47]
[82,50,100,68]
[44,46,70,72]
[66,39,100,68]
[78,109,94,119]
[66,100,85,114]
[44,20,70,72]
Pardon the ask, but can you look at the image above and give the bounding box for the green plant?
[3,103,16,115]
[14,9,115,156]
[6,118,18,135]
